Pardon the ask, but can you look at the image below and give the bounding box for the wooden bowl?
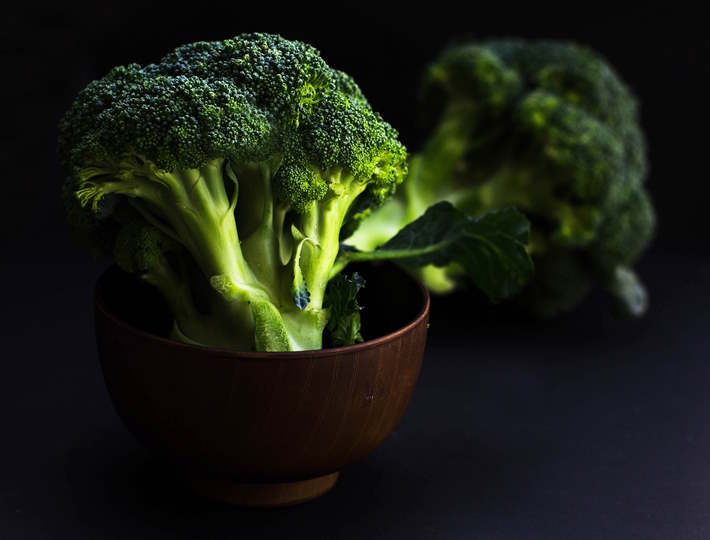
[94,264,429,507]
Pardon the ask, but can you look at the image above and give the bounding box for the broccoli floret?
[349,39,656,317]
[60,34,407,351]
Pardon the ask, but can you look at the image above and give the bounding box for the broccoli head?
[60,33,407,351]
[348,39,656,317]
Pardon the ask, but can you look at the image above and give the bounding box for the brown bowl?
[94,264,429,507]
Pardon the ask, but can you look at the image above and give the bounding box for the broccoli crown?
[421,40,647,208]
[59,33,406,211]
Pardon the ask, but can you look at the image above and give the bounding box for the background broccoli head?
[350,39,656,317]
[59,33,408,351]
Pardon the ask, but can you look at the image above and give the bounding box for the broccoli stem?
[141,254,199,327]
[85,157,254,286]
[281,309,327,351]
[602,265,649,318]
[240,164,283,295]
[78,160,375,351]
[140,253,255,350]
[274,203,293,265]
[79,157,272,347]
[299,173,368,308]
[208,272,325,351]
[403,109,471,222]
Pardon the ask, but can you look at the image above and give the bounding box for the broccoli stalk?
[69,155,380,351]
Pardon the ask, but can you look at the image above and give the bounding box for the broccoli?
[347,39,656,318]
[60,34,533,352]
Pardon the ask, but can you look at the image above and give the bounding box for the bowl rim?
[94,264,430,360]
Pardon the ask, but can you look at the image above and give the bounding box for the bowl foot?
[189,471,340,507]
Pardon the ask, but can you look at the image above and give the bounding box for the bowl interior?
[97,262,426,345]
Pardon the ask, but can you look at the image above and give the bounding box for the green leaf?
[336,201,533,302]
[324,273,366,347]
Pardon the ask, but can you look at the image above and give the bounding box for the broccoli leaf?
[335,202,533,302]
[324,273,366,347]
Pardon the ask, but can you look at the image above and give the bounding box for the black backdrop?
[3,5,710,539]
[4,4,709,261]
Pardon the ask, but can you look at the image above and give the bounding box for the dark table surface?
[2,249,709,539]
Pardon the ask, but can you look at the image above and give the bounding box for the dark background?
[3,4,709,539]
